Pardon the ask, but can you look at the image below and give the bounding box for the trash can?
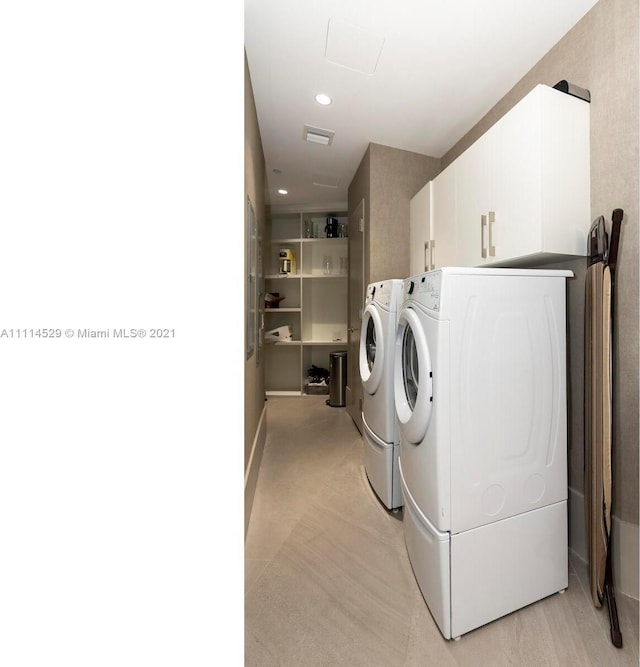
[327,351,347,407]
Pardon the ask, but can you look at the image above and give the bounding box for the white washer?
[359,279,404,510]
[394,267,572,639]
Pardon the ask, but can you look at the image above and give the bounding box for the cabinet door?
[454,132,491,266]
[410,181,432,276]
[539,85,590,256]
[431,163,457,269]
[488,88,542,263]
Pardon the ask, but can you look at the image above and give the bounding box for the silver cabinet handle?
[481,214,487,259]
[424,241,429,272]
[488,211,496,257]
[430,239,435,270]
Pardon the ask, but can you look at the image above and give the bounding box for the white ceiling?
[245,0,598,208]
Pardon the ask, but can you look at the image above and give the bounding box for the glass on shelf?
[322,256,333,275]
[304,220,314,238]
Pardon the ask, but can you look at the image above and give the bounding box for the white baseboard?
[245,405,267,539]
[569,486,639,600]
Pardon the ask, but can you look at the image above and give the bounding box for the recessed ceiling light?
[314,93,332,106]
[277,189,288,195]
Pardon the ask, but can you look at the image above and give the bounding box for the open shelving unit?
[264,207,349,396]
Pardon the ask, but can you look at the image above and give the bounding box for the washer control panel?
[368,280,400,309]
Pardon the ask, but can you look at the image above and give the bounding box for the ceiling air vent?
[312,173,340,188]
[303,125,335,146]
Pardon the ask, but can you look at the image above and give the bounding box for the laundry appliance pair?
[395,266,572,639]
[360,267,572,640]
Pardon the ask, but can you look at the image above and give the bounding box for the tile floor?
[245,396,639,666]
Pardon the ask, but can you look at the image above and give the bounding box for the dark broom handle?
[607,208,623,278]
[604,537,623,648]
[605,580,623,648]
[604,207,624,649]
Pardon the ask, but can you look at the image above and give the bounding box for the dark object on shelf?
[553,80,591,103]
[265,292,286,308]
[585,208,623,649]
[307,365,329,383]
[324,216,339,238]
[326,351,347,407]
[307,364,330,396]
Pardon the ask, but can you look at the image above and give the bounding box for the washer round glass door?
[394,306,433,444]
[359,303,384,394]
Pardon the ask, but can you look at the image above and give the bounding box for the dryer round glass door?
[359,303,385,394]
[394,306,433,444]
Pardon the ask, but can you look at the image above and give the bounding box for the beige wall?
[348,145,371,220]
[244,53,267,536]
[347,143,440,433]
[348,145,371,285]
[346,144,438,432]
[365,143,441,284]
[441,0,639,527]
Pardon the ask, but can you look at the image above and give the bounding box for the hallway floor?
[245,396,638,666]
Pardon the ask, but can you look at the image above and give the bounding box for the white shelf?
[301,273,347,279]
[303,340,347,346]
[266,206,348,395]
[266,273,346,279]
[265,274,302,280]
[270,237,347,243]
[300,237,348,243]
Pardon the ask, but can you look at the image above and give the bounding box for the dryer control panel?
[406,271,442,312]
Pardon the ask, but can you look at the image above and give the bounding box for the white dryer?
[359,279,404,510]
[394,267,572,639]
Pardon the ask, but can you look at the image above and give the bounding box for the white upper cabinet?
[454,129,493,266]
[431,84,590,268]
[410,169,458,276]
[409,181,433,276]
[431,162,457,269]
[487,88,543,264]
